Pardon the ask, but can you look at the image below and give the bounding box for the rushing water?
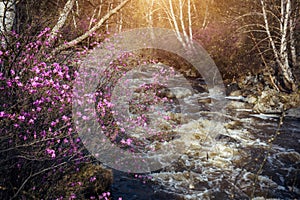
[108,65,300,200]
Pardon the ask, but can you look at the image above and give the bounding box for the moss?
[48,163,113,199]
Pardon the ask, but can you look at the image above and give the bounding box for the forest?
[0,0,299,199]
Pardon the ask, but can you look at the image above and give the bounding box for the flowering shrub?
[0,27,194,198]
[0,28,111,199]
[90,52,180,151]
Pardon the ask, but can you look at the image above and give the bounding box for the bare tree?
[259,0,299,91]
[154,0,215,48]
[201,0,211,29]
[157,0,194,48]
[52,0,131,53]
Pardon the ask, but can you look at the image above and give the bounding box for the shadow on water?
[111,170,184,200]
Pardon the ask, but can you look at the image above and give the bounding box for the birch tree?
[0,0,16,33]
[11,0,130,51]
[259,0,299,91]
[51,0,131,52]
[157,0,194,48]
[50,0,75,38]
[201,0,211,29]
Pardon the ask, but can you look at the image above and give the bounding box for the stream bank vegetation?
[0,0,299,199]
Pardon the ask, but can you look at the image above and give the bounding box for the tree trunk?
[53,0,131,53]
[50,0,75,38]
[260,0,297,92]
[0,0,16,33]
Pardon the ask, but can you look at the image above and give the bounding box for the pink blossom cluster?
[0,28,94,199]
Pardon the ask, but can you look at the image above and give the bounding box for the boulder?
[253,89,283,113]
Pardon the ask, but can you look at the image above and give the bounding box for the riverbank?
[225,72,300,114]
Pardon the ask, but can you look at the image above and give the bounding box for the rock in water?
[286,107,300,118]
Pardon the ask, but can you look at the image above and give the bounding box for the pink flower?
[126,138,133,145]
[163,115,170,120]
[62,84,69,90]
[90,176,96,182]
[58,71,64,77]
[62,115,69,121]
[46,148,56,158]
[121,139,126,144]
[82,115,89,120]
[53,62,60,69]
[104,99,113,108]
[17,81,23,87]
[6,80,12,87]
[70,193,76,199]
[31,81,38,87]
[29,119,34,124]
[33,67,40,73]
[121,138,132,146]
[18,115,25,121]
[102,192,110,197]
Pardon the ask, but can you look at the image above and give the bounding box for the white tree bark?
[50,0,75,38]
[106,1,113,32]
[260,0,281,65]
[202,0,210,29]
[168,0,185,46]
[260,0,297,91]
[0,0,16,33]
[179,0,189,43]
[289,2,298,68]
[187,0,193,40]
[54,0,131,53]
[159,0,196,48]
[145,0,155,28]
[146,0,155,40]
[118,7,123,32]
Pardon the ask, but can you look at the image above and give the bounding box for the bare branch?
[250,32,280,91]
[50,0,75,38]
[10,155,91,200]
[53,0,131,53]
[188,0,192,39]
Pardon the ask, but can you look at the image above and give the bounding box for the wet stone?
[215,134,241,144]
[209,191,230,200]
